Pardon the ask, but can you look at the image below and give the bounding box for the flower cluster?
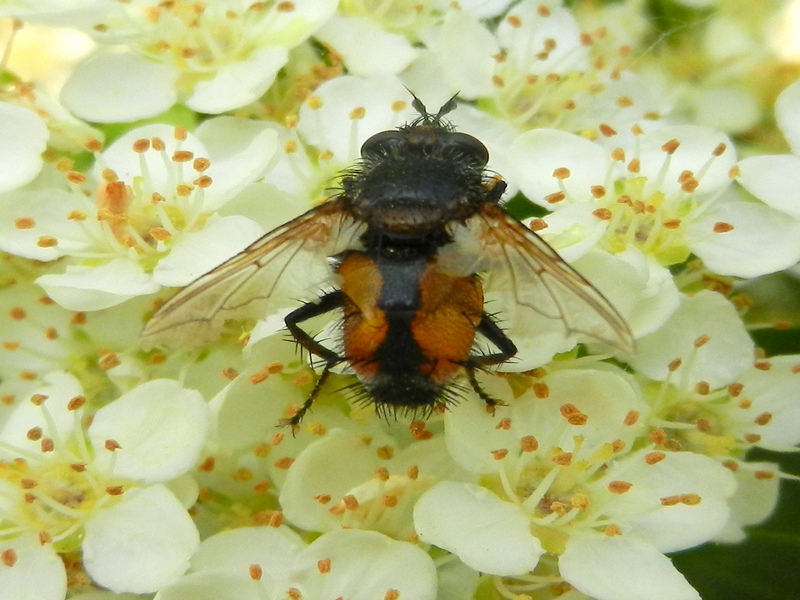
[0,1,799,599]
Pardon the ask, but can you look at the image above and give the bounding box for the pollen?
[645,451,666,464]
[406,465,419,480]
[37,236,58,248]
[317,558,331,574]
[560,403,588,425]
[198,457,215,472]
[496,417,512,430]
[754,412,772,426]
[391,100,407,112]
[593,208,613,220]
[627,158,640,173]
[104,439,121,452]
[694,381,710,395]
[132,138,151,153]
[306,95,323,110]
[753,361,771,371]
[274,456,294,470]
[491,448,509,460]
[552,451,572,466]
[506,15,522,27]
[591,185,606,198]
[1,549,17,567]
[532,382,549,398]
[375,467,390,482]
[544,191,566,204]
[727,382,743,397]
[376,445,394,460]
[349,107,366,120]
[67,210,87,221]
[14,217,35,229]
[661,139,680,154]
[520,435,539,452]
[604,524,622,536]
[315,494,332,504]
[668,358,682,371]
[342,495,359,510]
[249,564,263,580]
[607,480,632,494]
[384,590,400,600]
[553,167,570,179]
[9,307,26,320]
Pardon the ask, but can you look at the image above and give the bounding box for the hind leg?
[465,313,517,412]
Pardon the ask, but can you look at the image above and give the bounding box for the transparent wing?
[140,198,365,349]
[459,203,634,360]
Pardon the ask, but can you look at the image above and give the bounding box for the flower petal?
[35,258,161,311]
[293,530,438,600]
[688,197,800,277]
[154,570,261,600]
[0,534,66,600]
[185,48,288,114]
[0,103,48,192]
[151,216,264,287]
[735,154,800,219]
[83,485,200,593]
[628,291,754,388]
[414,481,543,576]
[191,526,306,577]
[560,535,700,600]
[88,379,208,482]
[61,52,177,122]
[775,79,800,155]
[316,16,417,76]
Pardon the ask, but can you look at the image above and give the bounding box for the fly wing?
[140,198,365,349]
[451,203,633,366]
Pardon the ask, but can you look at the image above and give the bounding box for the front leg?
[280,291,345,427]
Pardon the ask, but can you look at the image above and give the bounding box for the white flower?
[414,368,737,600]
[0,102,48,193]
[420,1,666,146]
[154,526,438,600]
[0,376,207,594]
[0,118,275,310]
[50,0,338,121]
[279,426,472,541]
[735,78,800,220]
[510,124,800,278]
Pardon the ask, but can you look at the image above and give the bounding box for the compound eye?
[361,130,405,157]
[447,132,489,167]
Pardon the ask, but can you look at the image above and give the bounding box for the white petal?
[185,48,288,114]
[298,75,416,162]
[414,481,543,576]
[88,380,208,482]
[0,534,66,600]
[732,355,800,447]
[0,371,83,449]
[0,103,48,192]
[61,52,177,122]
[735,154,800,218]
[96,124,208,193]
[431,9,498,97]
[688,198,800,278]
[509,130,608,207]
[191,526,306,576]
[560,536,700,600]
[154,570,261,600]
[596,451,736,552]
[573,249,679,338]
[715,462,780,543]
[634,126,735,198]
[83,485,200,593]
[280,430,387,532]
[35,259,160,311]
[316,16,416,76]
[498,4,588,74]
[436,557,481,600]
[0,189,93,261]
[194,118,278,208]
[629,291,754,388]
[690,86,760,134]
[293,530,438,600]
[151,216,264,287]
[775,79,800,155]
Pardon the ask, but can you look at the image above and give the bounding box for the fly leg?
[279,290,345,428]
[465,314,517,413]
